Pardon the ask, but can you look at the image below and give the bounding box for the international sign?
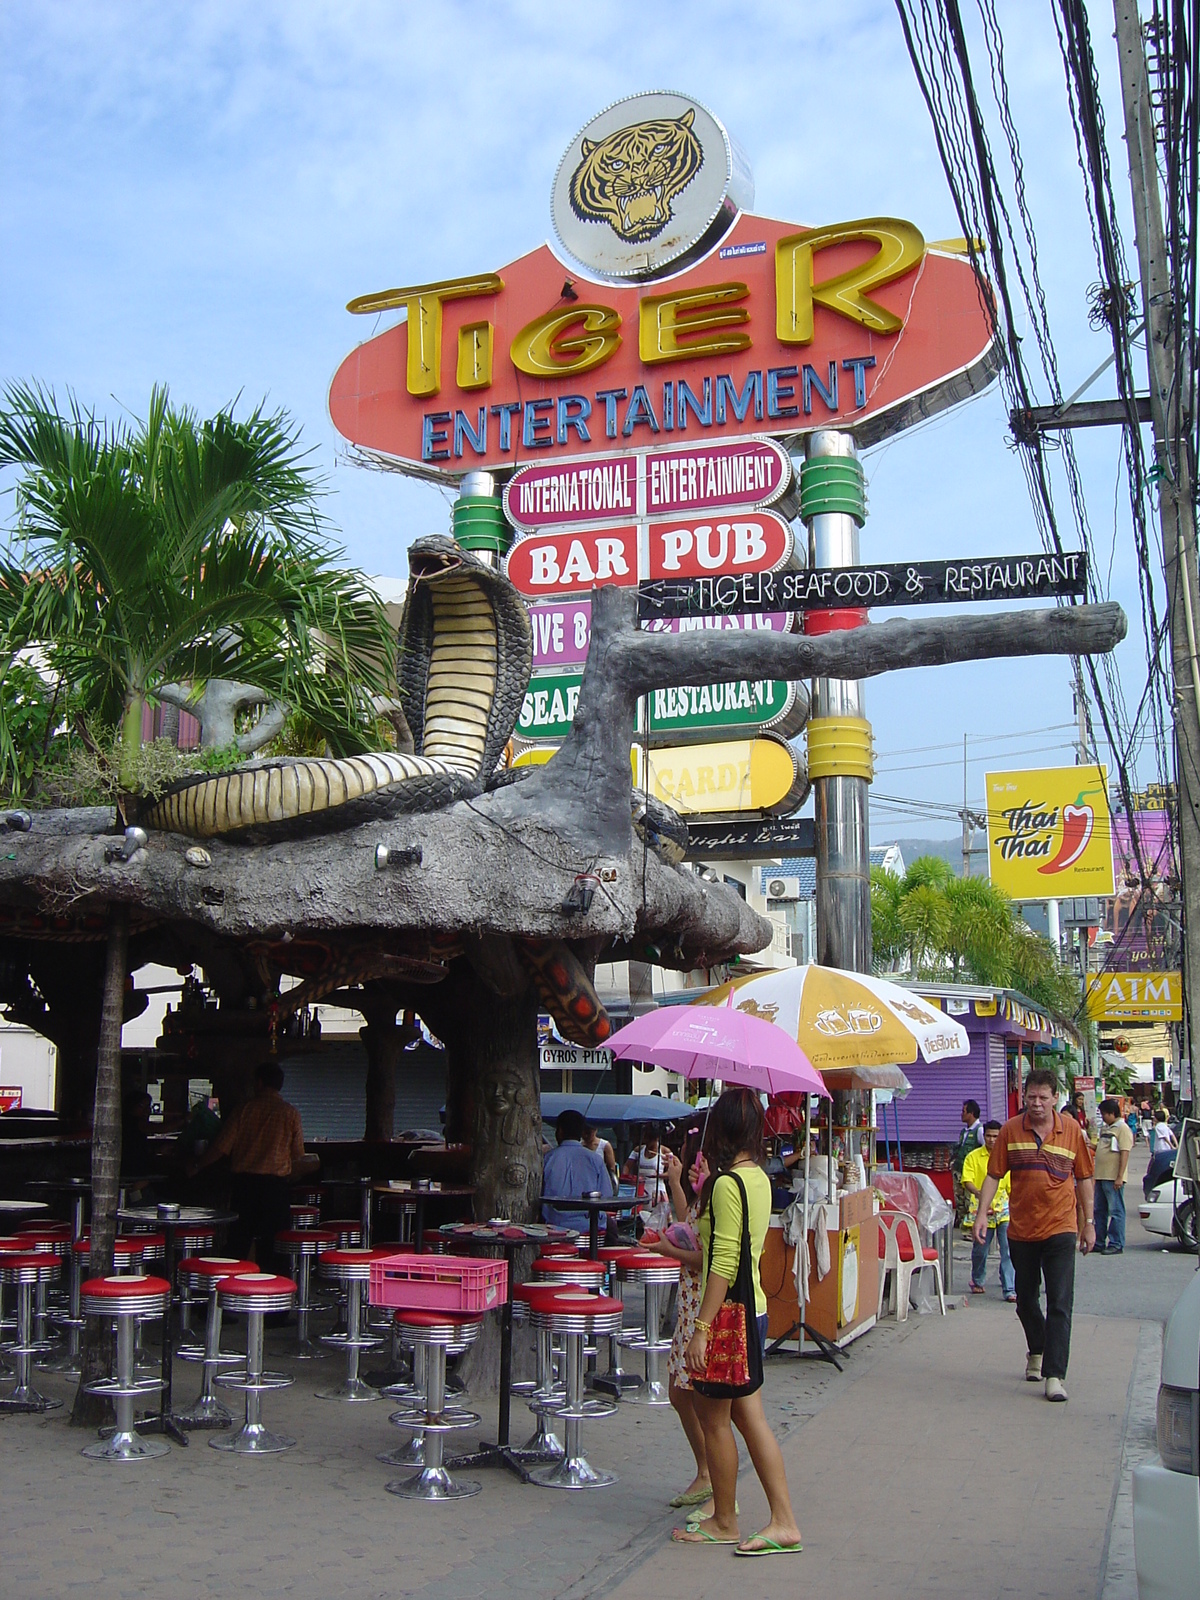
[985,765,1115,898]
[637,551,1087,620]
[506,511,794,597]
[1084,971,1183,1023]
[330,215,996,474]
[504,437,791,530]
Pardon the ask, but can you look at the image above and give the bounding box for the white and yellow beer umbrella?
[695,964,969,1069]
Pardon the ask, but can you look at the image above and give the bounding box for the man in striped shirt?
[972,1068,1095,1403]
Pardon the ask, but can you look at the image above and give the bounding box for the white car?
[1134,1268,1200,1598]
[1139,1178,1198,1252]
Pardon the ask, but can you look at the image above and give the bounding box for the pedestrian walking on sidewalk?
[972,1068,1095,1403]
[962,1121,1015,1299]
[1092,1099,1134,1254]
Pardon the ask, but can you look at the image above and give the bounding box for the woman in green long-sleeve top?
[671,1087,802,1558]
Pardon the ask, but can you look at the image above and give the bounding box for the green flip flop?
[669,1486,714,1509]
[686,1499,738,1528]
[671,1527,738,1545]
[734,1536,804,1558]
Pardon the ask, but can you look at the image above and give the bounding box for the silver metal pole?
[805,430,871,974]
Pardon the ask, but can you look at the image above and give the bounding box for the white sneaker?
[1045,1377,1068,1402]
[1025,1351,1042,1381]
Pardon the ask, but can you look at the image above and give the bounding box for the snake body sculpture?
[141,536,533,840]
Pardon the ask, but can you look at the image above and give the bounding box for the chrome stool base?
[174,1392,234,1430]
[530,1453,617,1491]
[385,1466,482,1501]
[210,1422,296,1455]
[315,1374,378,1403]
[82,1429,169,1462]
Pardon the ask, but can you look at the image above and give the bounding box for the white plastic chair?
[876,1209,946,1322]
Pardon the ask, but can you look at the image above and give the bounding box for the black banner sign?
[683,816,815,861]
[637,551,1087,621]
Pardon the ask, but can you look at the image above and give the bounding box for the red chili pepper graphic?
[1038,801,1094,874]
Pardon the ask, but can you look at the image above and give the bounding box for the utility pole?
[1112,1,1200,1088]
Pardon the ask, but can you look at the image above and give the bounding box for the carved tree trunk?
[71,906,127,1426]
[360,1000,400,1142]
[417,965,542,1391]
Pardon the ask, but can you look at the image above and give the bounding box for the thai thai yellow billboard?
[1085,970,1182,1022]
[985,765,1114,898]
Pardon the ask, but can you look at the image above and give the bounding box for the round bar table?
[539,1192,638,1259]
[0,1200,49,1224]
[372,1184,475,1252]
[117,1205,236,1442]
[434,1220,579,1482]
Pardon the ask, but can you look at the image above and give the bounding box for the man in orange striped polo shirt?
[972,1068,1095,1403]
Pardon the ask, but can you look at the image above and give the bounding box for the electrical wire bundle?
[893,0,1178,974]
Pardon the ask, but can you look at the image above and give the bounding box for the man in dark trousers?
[194,1061,318,1271]
[972,1068,1095,1403]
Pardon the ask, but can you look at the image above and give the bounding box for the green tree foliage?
[0,383,395,794]
[871,856,1081,1020]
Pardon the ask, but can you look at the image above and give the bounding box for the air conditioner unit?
[766,876,801,902]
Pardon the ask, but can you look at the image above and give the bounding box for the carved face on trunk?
[480,1065,532,1148]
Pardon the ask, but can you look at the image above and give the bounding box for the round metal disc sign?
[551,91,753,282]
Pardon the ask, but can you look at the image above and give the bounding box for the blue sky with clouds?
[1,1,1154,839]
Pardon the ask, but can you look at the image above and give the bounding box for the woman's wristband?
[694,1319,711,1334]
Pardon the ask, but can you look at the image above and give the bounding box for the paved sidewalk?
[0,1286,1154,1600]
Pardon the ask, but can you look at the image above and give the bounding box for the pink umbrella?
[606,1006,827,1098]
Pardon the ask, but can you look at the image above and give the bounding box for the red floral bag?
[693,1171,764,1399]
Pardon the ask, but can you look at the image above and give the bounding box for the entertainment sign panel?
[638,551,1087,620]
[985,765,1115,898]
[504,438,791,530]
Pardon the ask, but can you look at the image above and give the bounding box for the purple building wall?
[890,1021,1010,1144]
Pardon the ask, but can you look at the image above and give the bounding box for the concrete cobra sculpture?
[140,535,620,1045]
[141,536,534,839]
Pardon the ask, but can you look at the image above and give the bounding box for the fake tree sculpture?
[0,534,1125,1390]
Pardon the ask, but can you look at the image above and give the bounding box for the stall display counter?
[762,1187,879,1354]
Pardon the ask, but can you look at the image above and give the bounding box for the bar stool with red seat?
[290,1203,320,1230]
[171,1226,216,1339]
[0,1252,63,1412]
[211,1272,298,1454]
[383,1309,484,1500]
[0,1235,24,1347]
[595,1245,641,1392]
[13,1226,69,1353]
[315,1247,390,1402]
[512,1281,564,1461]
[524,1286,623,1490]
[275,1227,337,1358]
[78,1273,171,1459]
[174,1256,259,1429]
[614,1250,679,1406]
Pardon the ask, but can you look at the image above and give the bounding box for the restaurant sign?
[518,671,803,743]
[1085,971,1183,1023]
[985,765,1115,899]
[638,551,1088,620]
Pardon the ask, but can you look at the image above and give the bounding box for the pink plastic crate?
[369,1252,507,1313]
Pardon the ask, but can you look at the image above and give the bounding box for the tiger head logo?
[736,998,779,1025]
[569,109,703,243]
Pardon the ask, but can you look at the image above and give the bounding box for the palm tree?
[0,382,394,793]
[0,382,397,1419]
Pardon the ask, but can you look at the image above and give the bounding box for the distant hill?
[873,836,984,878]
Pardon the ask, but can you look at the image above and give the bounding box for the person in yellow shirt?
[962,1121,1015,1300]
